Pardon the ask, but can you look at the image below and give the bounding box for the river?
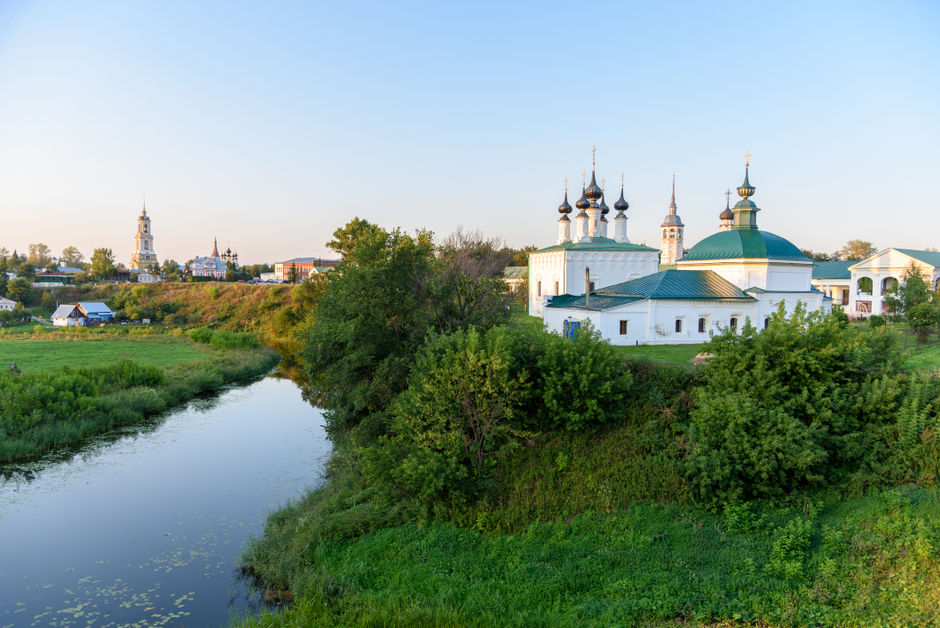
[0,375,330,627]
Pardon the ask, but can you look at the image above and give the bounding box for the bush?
[685,304,905,505]
[188,327,213,343]
[868,314,886,328]
[209,330,259,349]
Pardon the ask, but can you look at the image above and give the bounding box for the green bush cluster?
[361,323,632,513]
[685,303,918,505]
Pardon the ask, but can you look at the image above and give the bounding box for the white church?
[529,155,830,345]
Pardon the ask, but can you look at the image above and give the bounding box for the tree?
[908,302,938,344]
[27,243,52,267]
[326,217,386,259]
[0,274,6,297]
[6,277,31,304]
[90,248,117,281]
[161,259,181,281]
[60,246,84,267]
[883,263,932,319]
[836,239,876,261]
[434,228,512,332]
[0,247,9,260]
[286,263,298,284]
[800,248,836,262]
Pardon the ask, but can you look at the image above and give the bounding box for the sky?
[0,0,938,265]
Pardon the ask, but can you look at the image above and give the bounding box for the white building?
[528,160,660,316]
[0,297,16,311]
[846,249,940,317]
[52,304,84,326]
[543,160,830,344]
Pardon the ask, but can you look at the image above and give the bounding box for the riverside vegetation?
[236,219,940,626]
[0,328,278,463]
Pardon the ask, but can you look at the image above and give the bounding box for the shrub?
[209,330,259,349]
[188,327,213,343]
[685,304,905,505]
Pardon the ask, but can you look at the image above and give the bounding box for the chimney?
[585,267,590,308]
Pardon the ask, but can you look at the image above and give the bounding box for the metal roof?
[895,249,940,268]
[546,270,755,311]
[681,229,810,263]
[277,257,341,265]
[812,260,854,280]
[78,302,112,315]
[502,266,528,279]
[51,304,79,319]
[534,237,658,254]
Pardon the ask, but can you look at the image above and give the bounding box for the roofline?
[677,257,813,266]
[847,248,939,272]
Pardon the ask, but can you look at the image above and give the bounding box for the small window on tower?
[537,281,541,297]
[619,320,628,335]
[675,319,682,333]
[554,281,559,295]
[698,317,705,333]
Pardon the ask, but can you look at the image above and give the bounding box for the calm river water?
[0,375,331,627]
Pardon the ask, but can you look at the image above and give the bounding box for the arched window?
[730,317,738,332]
[537,281,541,297]
[675,319,682,333]
[698,317,705,333]
[554,281,559,295]
[882,277,898,294]
[857,277,873,295]
[764,317,770,329]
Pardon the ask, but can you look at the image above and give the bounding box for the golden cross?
[564,176,568,192]
[591,145,596,168]
[620,171,624,187]
[582,170,586,186]
[601,177,606,192]
[745,151,750,167]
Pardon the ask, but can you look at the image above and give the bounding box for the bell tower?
[130,198,158,270]
[660,174,685,265]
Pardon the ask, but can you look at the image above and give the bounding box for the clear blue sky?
[1,0,938,265]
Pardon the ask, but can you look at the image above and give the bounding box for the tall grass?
[0,348,278,463]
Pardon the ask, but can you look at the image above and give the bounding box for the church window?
[730,317,738,332]
[675,319,682,333]
[698,317,705,333]
[619,320,628,335]
[537,281,541,297]
[764,317,770,329]
[554,281,559,295]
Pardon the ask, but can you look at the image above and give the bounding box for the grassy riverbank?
[0,334,278,463]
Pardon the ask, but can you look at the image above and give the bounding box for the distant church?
[532,153,830,344]
[189,238,238,280]
[130,200,158,271]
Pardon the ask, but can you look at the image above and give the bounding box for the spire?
[614,172,629,213]
[660,173,684,228]
[141,194,147,217]
[669,173,677,212]
[211,237,219,258]
[557,178,573,217]
[737,152,755,198]
[585,147,603,202]
[731,154,760,230]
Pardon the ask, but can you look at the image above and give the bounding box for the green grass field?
[0,338,214,372]
[614,342,704,366]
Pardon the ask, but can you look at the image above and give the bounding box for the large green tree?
[883,262,933,319]
[60,246,84,267]
[27,243,52,267]
[90,248,117,281]
[326,217,386,259]
[836,239,876,261]
[5,277,32,304]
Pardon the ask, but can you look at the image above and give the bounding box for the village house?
[274,257,341,282]
[0,297,16,311]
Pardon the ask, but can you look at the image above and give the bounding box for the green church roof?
[546,270,754,311]
[534,237,658,254]
[680,229,810,263]
[895,249,940,267]
[812,260,854,280]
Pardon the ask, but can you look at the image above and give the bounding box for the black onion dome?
[575,186,590,210]
[557,190,573,214]
[614,188,629,212]
[599,193,610,215]
[585,171,603,202]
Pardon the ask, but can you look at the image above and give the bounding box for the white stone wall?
[528,249,660,316]
[676,259,813,292]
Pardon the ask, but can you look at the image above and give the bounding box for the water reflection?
[0,375,330,627]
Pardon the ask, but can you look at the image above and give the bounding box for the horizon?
[1,1,938,265]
